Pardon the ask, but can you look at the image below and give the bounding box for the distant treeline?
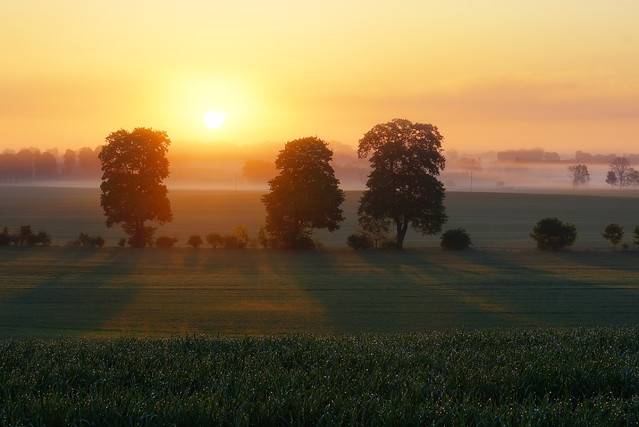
[0,146,102,181]
[496,148,639,164]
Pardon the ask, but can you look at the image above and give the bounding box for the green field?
[2,247,639,338]
[2,185,639,249]
[3,186,639,423]
[2,330,639,425]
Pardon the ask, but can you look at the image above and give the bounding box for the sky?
[1,0,638,156]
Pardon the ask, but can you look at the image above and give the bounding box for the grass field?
[3,186,639,423]
[2,330,639,425]
[2,185,639,249]
[2,247,639,338]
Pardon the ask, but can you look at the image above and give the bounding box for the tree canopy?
[567,164,590,188]
[357,119,447,249]
[99,128,172,247]
[262,137,345,249]
[607,157,639,188]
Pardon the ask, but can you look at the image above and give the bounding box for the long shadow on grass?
[443,249,639,328]
[0,248,142,337]
[338,249,551,330]
[283,248,639,331]
[257,249,525,333]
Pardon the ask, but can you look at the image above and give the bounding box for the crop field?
[2,330,639,425]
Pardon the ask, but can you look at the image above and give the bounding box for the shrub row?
[0,225,51,247]
[154,225,251,249]
[4,221,639,251]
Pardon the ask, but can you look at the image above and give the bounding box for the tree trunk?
[395,219,409,250]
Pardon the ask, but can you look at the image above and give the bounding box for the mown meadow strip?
[2,329,639,425]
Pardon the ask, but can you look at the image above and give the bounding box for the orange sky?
[1,1,637,155]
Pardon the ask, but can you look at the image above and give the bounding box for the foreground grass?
[2,329,639,425]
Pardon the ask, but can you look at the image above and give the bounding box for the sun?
[203,110,227,129]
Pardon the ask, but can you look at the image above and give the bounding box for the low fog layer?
[1,143,638,192]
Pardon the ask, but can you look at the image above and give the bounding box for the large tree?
[357,119,447,250]
[262,136,345,249]
[99,128,172,247]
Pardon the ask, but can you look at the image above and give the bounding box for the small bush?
[118,238,127,248]
[440,228,472,250]
[602,223,624,249]
[187,234,204,249]
[155,236,178,248]
[530,217,577,251]
[634,225,639,247]
[346,232,374,250]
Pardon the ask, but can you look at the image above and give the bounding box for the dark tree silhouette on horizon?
[357,118,447,250]
[99,128,172,248]
[262,136,345,249]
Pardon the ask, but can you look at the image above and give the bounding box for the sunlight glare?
[203,110,227,129]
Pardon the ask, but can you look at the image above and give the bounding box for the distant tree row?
[0,147,101,181]
[156,226,251,249]
[497,149,639,165]
[0,225,51,247]
[566,157,639,189]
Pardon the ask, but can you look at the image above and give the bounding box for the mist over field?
[3,142,635,192]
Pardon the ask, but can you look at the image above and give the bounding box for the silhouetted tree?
[35,230,51,247]
[229,225,249,249]
[62,149,76,175]
[34,151,58,178]
[155,236,178,248]
[530,217,577,251]
[605,171,618,188]
[262,137,345,249]
[15,225,34,246]
[99,128,172,248]
[78,146,102,176]
[567,164,590,188]
[15,149,34,180]
[0,227,12,246]
[206,232,225,248]
[357,119,447,250]
[76,232,105,248]
[602,223,624,250]
[187,234,203,248]
[607,156,637,188]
